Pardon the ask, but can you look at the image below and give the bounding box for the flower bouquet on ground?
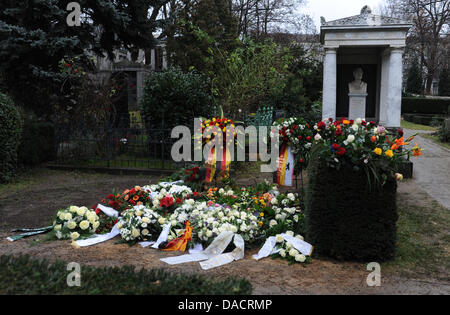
[52,206,100,241]
[271,232,312,266]
[117,205,163,244]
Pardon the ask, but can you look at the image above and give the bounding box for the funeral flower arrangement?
[117,205,163,243]
[271,117,314,172]
[272,232,311,265]
[52,206,100,240]
[313,117,423,183]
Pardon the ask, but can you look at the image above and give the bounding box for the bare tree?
[381,0,450,94]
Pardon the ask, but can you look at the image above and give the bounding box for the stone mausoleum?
[320,6,412,127]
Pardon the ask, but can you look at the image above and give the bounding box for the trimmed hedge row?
[403,113,446,126]
[402,97,450,115]
[0,255,252,295]
[304,146,398,261]
[0,92,22,183]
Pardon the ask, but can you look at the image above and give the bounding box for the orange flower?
[343,120,350,125]
[123,189,130,194]
[124,195,129,201]
[412,143,422,156]
[133,195,139,201]
[371,135,377,142]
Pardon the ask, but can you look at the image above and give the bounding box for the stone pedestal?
[348,93,367,120]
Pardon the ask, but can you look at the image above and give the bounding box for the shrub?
[304,145,398,262]
[0,255,252,295]
[18,121,55,166]
[401,97,449,115]
[141,68,213,130]
[0,92,22,183]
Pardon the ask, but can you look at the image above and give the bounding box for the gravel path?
[404,129,450,210]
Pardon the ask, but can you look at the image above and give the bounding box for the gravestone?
[320,6,412,127]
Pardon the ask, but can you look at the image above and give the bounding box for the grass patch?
[401,120,438,131]
[420,133,450,150]
[0,255,252,295]
[384,198,450,277]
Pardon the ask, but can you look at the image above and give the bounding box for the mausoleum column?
[322,47,338,120]
[386,48,404,127]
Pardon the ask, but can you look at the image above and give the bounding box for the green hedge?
[0,255,252,295]
[304,147,398,261]
[403,113,446,126]
[0,92,22,183]
[402,97,450,115]
[18,121,55,166]
[141,68,213,131]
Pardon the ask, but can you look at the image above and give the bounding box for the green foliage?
[208,38,293,113]
[18,121,55,166]
[401,97,449,115]
[166,0,238,74]
[141,68,213,130]
[0,255,252,295]
[406,58,423,95]
[304,146,398,261]
[0,0,167,117]
[0,92,22,183]
[438,67,450,96]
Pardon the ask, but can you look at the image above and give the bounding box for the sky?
[302,0,386,33]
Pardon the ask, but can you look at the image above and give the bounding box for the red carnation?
[306,136,311,141]
[107,194,114,199]
[317,121,326,130]
[336,147,346,156]
[332,143,340,150]
[298,135,303,140]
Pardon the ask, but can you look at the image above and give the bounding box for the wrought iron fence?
[53,113,187,170]
[53,106,275,170]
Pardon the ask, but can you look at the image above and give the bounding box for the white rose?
[67,221,77,230]
[295,254,306,262]
[69,206,79,213]
[93,221,100,229]
[279,249,286,257]
[351,124,359,131]
[289,249,299,257]
[135,210,143,217]
[54,224,62,231]
[295,235,304,241]
[275,234,284,243]
[269,219,277,227]
[314,133,322,141]
[286,230,294,237]
[70,232,80,240]
[79,220,90,230]
[347,134,355,143]
[219,188,225,194]
[206,230,213,238]
[131,228,140,238]
[271,198,278,205]
[356,118,362,125]
[287,193,295,201]
[227,190,234,196]
[141,229,149,236]
[142,217,150,223]
[158,217,166,224]
[64,213,72,221]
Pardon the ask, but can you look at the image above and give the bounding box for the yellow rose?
[373,148,382,155]
[64,213,72,221]
[385,149,394,158]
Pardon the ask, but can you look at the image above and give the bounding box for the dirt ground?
[0,168,449,295]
